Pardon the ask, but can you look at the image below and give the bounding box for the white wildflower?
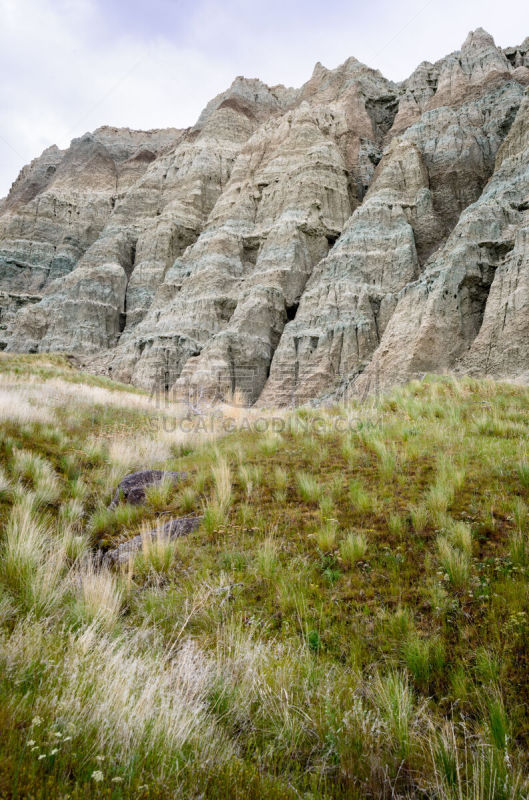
[31,716,42,726]
[91,770,104,782]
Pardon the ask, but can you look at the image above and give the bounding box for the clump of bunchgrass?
[89,504,142,540]
[315,520,338,552]
[371,670,415,759]
[447,520,472,556]
[202,503,227,536]
[0,466,11,500]
[517,460,529,488]
[212,456,232,512]
[296,471,323,504]
[339,531,368,566]
[510,530,529,567]
[318,495,334,520]
[258,432,283,456]
[180,486,198,514]
[238,464,262,500]
[410,504,429,533]
[76,564,123,629]
[403,634,445,690]
[255,537,280,580]
[145,476,176,510]
[133,522,180,577]
[271,466,288,502]
[11,449,61,505]
[59,498,85,530]
[388,513,406,540]
[1,499,66,613]
[436,536,470,589]
[349,480,375,513]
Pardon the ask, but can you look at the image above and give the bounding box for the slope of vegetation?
[1,354,529,798]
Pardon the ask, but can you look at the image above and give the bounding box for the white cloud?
[0,0,234,195]
[0,0,528,197]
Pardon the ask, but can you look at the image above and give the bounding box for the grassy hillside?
[1,354,529,798]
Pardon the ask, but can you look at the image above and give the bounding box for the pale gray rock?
[3,29,529,403]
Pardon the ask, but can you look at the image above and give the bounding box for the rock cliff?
[2,29,529,404]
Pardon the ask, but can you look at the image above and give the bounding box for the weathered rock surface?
[109,470,187,509]
[104,516,202,566]
[2,29,529,402]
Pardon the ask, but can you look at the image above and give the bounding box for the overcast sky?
[1,0,528,197]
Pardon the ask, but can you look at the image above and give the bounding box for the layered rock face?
[2,29,529,404]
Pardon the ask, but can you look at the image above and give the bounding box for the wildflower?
[27,739,35,746]
[50,748,59,756]
[95,754,105,762]
[112,777,124,783]
[91,770,104,782]
[63,735,72,741]
[54,731,62,738]
[38,754,46,760]
[31,716,42,726]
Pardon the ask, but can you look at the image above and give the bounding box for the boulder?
[109,470,187,508]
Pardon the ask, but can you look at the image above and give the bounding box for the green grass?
[1,357,529,798]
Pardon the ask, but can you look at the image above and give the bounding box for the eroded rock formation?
[2,29,529,403]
